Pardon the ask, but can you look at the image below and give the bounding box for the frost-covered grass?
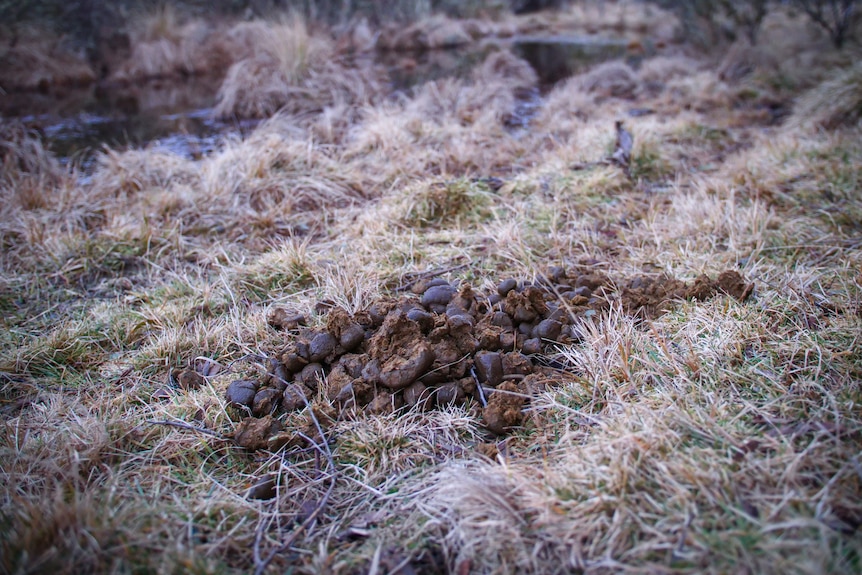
[2,4,861,574]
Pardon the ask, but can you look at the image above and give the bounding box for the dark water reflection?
[8,75,258,169]
[43,107,260,170]
[513,35,628,86]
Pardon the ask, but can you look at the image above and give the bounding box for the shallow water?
[35,108,240,166]
[512,35,629,86]
[8,35,628,167]
[8,76,260,170]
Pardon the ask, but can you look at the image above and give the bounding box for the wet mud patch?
[716,270,756,302]
[619,270,753,319]
[220,267,754,445]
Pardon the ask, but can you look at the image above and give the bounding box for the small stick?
[253,398,337,575]
[224,353,268,371]
[422,354,471,377]
[113,367,134,386]
[470,366,487,407]
[147,420,229,440]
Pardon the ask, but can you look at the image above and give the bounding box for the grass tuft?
[790,62,862,130]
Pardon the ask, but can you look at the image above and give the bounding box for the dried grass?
[577,60,639,100]
[553,0,678,39]
[790,62,862,130]
[0,27,95,91]
[111,6,228,82]
[214,16,384,119]
[2,10,862,575]
[377,15,480,51]
[639,55,702,86]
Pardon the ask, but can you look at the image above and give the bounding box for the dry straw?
[2,3,861,573]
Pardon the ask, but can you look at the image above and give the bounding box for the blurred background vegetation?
[652,0,858,48]
[0,0,857,60]
[0,0,566,55]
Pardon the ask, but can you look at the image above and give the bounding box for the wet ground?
[5,35,632,168]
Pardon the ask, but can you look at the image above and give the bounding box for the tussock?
[0,27,95,91]
[111,5,228,82]
[377,15,487,51]
[0,122,73,265]
[708,5,854,98]
[717,41,767,83]
[556,0,678,39]
[531,81,607,152]
[638,55,701,86]
[345,51,535,182]
[203,115,371,211]
[114,22,223,80]
[575,60,639,100]
[77,112,373,245]
[90,148,198,196]
[473,49,538,92]
[658,71,734,116]
[1,122,67,191]
[214,17,384,119]
[790,62,862,130]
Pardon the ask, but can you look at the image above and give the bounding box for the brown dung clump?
[226,268,753,442]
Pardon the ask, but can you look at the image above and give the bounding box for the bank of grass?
[1,1,678,110]
[2,7,862,575]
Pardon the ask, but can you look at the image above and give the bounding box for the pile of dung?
[219,267,753,446]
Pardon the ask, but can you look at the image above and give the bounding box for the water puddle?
[505,35,629,131]
[8,75,258,171]
[36,108,246,167]
[382,47,491,92]
[512,35,628,86]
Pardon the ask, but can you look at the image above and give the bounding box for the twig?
[470,366,487,407]
[570,159,612,171]
[571,120,633,181]
[484,384,532,399]
[422,353,471,377]
[253,397,337,575]
[251,452,290,568]
[147,419,229,440]
[113,366,134,386]
[225,353,269,371]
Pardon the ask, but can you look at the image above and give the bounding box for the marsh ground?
[1,2,861,574]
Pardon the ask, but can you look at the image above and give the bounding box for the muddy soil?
[215,267,753,446]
